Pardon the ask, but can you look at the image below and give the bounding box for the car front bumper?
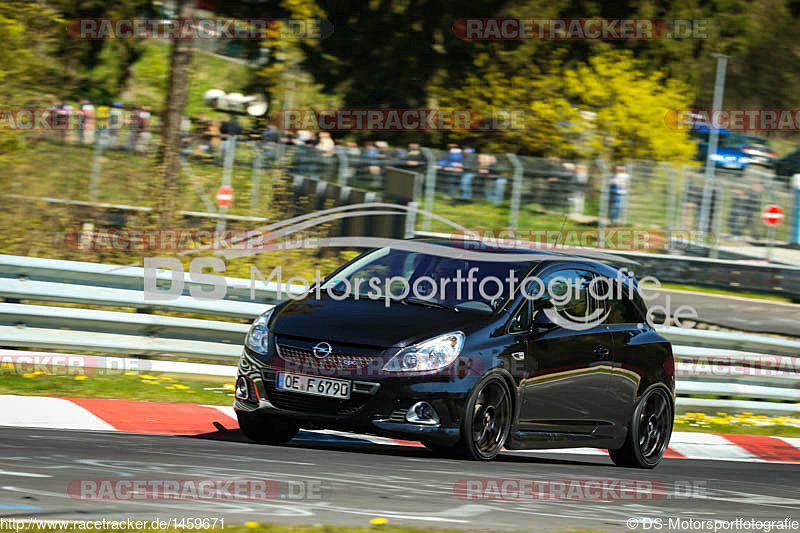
[233,348,475,446]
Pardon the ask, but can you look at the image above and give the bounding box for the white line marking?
[0,470,51,478]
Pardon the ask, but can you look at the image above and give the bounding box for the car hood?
[271,294,491,348]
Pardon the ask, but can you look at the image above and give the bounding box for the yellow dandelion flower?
[74,375,88,381]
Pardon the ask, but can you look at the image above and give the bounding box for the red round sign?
[216,185,233,208]
[762,205,783,226]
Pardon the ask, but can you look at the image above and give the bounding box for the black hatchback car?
[234,242,675,469]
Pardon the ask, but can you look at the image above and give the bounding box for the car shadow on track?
[188,423,610,467]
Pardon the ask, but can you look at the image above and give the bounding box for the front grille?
[262,369,370,417]
[389,409,408,423]
[276,343,378,372]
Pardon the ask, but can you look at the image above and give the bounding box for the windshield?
[321,247,533,311]
[718,133,747,149]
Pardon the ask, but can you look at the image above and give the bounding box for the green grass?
[122,41,251,120]
[674,421,800,437]
[658,282,795,303]
[0,369,235,405]
[8,139,267,216]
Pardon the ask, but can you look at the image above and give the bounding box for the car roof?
[691,122,733,135]
[410,238,639,268]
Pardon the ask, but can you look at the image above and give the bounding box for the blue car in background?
[691,123,751,171]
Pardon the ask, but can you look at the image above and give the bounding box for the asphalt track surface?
[649,289,800,337]
[1,427,799,531]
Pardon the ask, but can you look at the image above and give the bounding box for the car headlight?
[383,332,465,372]
[710,154,723,161]
[245,309,273,353]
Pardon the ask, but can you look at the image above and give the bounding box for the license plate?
[276,373,351,399]
[723,163,740,168]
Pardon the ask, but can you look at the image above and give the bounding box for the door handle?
[593,345,610,359]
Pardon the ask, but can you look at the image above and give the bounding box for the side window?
[599,278,646,325]
[508,301,530,333]
[536,269,594,319]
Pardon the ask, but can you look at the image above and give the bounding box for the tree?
[156,0,192,223]
[0,0,63,157]
[434,49,695,161]
[565,50,695,161]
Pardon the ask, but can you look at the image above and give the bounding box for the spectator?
[436,144,463,195]
[56,102,73,144]
[484,155,506,206]
[459,148,478,200]
[570,163,589,215]
[608,164,630,225]
[543,157,569,210]
[95,102,109,147]
[108,102,124,147]
[728,182,763,237]
[193,113,214,156]
[686,180,718,235]
[317,131,335,153]
[345,141,360,157]
[220,115,243,160]
[371,141,389,186]
[405,143,424,169]
[79,99,95,144]
[388,145,408,163]
[136,106,152,153]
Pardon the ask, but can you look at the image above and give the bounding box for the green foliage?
[564,50,696,161]
[433,48,695,161]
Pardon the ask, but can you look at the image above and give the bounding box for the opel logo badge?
[312,342,332,359]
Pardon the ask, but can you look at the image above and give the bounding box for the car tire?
[237,411,299,445]
[453,372,513,461]
[609,386,673,469]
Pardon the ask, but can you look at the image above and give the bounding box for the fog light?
[406,401,440,425]
[235,376,249,400]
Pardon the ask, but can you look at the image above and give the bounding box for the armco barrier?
[0,254,798,412]
[413,230,800,301]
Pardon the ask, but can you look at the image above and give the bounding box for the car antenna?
[553,215,568,248]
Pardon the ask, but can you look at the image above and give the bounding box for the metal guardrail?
[0,254,797,413]
[414,230,800,301]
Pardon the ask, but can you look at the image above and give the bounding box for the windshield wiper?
[398,296,458,312]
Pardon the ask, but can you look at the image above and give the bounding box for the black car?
[775,148,800,181]
[234,242,675,469]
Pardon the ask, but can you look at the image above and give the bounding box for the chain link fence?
[20,129,800,261]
